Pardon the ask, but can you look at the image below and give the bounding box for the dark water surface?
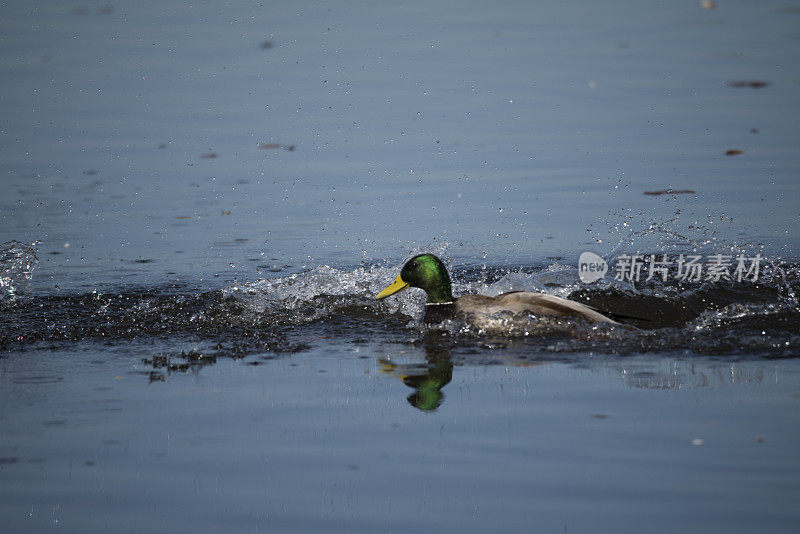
[2,0,800,532]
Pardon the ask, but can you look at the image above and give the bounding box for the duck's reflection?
[377,328,777,411]
[379,337,453,412]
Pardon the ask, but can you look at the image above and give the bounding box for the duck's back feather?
[454,291,616,324]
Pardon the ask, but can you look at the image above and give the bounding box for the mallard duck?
[375,253,617,325]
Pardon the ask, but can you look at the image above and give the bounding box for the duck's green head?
[375,253,453,304]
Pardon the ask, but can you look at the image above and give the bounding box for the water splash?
[0,244,798,358]
[225,263,426,322]
[225,240,454,323]
[0,241,38,302]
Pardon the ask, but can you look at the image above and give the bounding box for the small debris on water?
[259,143,296,151]
[726,149,743,156]
[699,0,715,9]
[644,189,695,196]
[201,152,218,159]
[726,80,770,88]
[691,438,704,446]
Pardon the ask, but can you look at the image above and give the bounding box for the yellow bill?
[375,274,409,300]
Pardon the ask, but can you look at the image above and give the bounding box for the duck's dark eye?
[410,262,418,269]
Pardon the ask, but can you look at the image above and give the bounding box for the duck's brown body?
[423,291,617,325]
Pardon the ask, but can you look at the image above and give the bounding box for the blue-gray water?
[2,1,800,532]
